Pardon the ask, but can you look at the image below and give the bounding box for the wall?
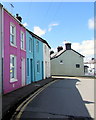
[26,31,34,84]
[43,43,51,79]
[3,10,26,94]
[33,37,43,81]
[51,50,84,76]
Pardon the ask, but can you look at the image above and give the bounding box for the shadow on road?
[21,77,94,119]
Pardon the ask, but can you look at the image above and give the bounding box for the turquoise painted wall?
[33,37,43,82]
[26,31,34,84]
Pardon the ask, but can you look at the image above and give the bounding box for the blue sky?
[2,2,94,61]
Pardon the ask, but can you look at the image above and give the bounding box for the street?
[18,77,94,119]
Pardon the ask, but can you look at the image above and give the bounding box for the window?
[76,64,80,68]
[36,41,39,52]
[29,38,32,52]
[27,58,29,76]
[10,55,17,82]
[37,61,40,73]
[21,31,25,49]
[45,45,47,53]
[59,60,63,64]
[10,23,16,46]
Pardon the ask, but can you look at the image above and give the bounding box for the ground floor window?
[27,58,29,76]
[76,64,80,68]
[10,55,17,82]
[37,61,40,73]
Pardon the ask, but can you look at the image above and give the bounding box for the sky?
[2,2,94,62]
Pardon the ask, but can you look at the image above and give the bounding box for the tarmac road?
[18,77,94,119]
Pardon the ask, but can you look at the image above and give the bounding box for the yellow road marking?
[13,80,58,120]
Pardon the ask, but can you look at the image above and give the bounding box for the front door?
[30,59,33,82]
[22,58,25,86]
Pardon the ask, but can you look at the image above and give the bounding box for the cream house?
[51,43,84,76]
[43,42,51,79]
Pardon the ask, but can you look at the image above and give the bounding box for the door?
[42,61,44,79]
[22,58,25,86]
[30,59,33,82]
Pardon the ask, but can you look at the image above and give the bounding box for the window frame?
[37,61,40,73]
[76,64,80,68]
[29,37,32,52]
[10,55,17,83]
[21,31,25,50]
[10,22,16,46]
[36,41,39,52]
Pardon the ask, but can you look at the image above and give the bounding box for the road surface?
[18,77,94,119]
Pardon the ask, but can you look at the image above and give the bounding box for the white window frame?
[10,22,16,46]
[29,37,32,52]
[21,31,25,50]
[10,55,17,83]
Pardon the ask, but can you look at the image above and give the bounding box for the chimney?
[65,43,71,50]
[16,14,22,22]
[57,46,63,52]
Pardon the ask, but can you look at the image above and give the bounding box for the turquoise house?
[26,29,44,83]
[26,30,34,84]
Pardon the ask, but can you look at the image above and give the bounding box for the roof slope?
[51,49,84,60]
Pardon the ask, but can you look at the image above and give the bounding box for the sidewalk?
[2,77,55,120]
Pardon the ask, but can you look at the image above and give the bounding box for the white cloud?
[49,23,59,27]
[48,23,59,32]
[62,40,94,62]
[88,18,94,29]
[23,22,28,27]
[33,26,46,37]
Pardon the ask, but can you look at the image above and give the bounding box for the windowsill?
[10,78,18,83]
[21,48,26,52]
[10,44,17,48]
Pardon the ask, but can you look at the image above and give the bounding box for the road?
[17,77,94,119]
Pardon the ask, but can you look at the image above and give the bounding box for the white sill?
[10,43,17,48]
[10,78,18,83]
[21,48,26,52]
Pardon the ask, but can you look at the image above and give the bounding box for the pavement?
[2,77,55,120]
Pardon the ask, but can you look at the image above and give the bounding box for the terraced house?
[0,4,51,94]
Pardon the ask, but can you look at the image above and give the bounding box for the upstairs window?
[76,64,80,68]
[21,31,25,49]
[36,41,39,52]
[10,23,16,46]
[29,38,32,52]
[59,60,63,64]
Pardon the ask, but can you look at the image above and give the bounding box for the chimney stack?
[57,46,63,52]
[65,43,71,50]
[16,14,22,22]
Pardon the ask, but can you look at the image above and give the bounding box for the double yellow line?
[11,80,58,120]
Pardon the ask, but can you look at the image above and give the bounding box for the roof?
[26,29,51,49]
[3,7,26,29]
[51,49,84,60]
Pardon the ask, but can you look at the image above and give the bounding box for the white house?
[51,43,84,76]
[43,41,51,79]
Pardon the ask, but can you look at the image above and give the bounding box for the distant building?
[84,58,96,76]
[51,43,84,76]
[43,42,51,79]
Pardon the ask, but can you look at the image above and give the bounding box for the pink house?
[3,8,26,94]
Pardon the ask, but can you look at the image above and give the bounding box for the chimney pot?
[57,46,63,52]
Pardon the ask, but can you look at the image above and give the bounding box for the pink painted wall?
[3,10,26,94]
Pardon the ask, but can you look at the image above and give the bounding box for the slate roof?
[51,49,84,60]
